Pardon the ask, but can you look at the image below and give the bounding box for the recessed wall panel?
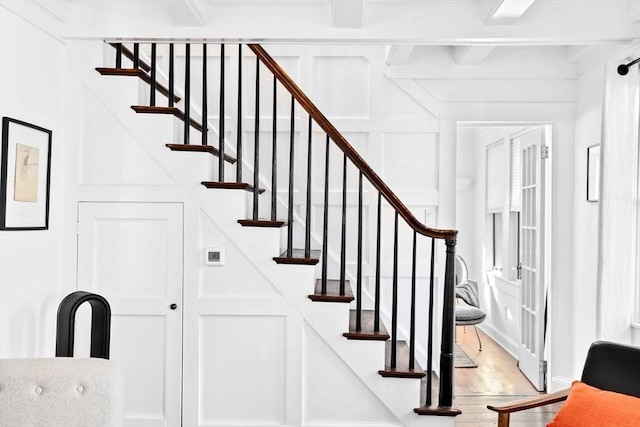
[93,218,169,298]
[313,57,370,117]
[382,133,437,193]
[199,315,286,425]
[110,315,167,421]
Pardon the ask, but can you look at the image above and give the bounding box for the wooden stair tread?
[110,43,152,72]
[378,340,426,378]
[343,309,389,340]
[201,181,265,194]
[238,219,287,227]
[131,106,204,133]
[413,402,461,417]
[273,249,321,265]
[96,68,181,102]
[96,67,146,77]
[309,279,354,302]
[166,144,236,164]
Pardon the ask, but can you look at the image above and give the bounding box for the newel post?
[438,237,457,408]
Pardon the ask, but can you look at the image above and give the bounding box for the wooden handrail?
[248,44,457,241]
[488,389,569,414]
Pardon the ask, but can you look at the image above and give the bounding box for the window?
[486,141,506,213]
[484,129,539,279]
[486,141,505,271]
[510,135,522,280]
[490,212,503,271]
[509,211,521,279]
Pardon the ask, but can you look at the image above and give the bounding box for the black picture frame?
[0,117,52,230]
[587,144,600,202]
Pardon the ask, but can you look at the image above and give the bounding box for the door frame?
[456,122,554,392]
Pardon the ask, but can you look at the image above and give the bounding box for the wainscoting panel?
[79,85,176,187]
[313,56,370,118]
[304,323,400,426]
[199,314,287,425]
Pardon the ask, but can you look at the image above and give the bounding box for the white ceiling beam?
[484,0,536,25]
[62,0,640,45]
[330,0,367,28]
[385,45,414,65]
[452,45,496,64]
[157,0,207,27]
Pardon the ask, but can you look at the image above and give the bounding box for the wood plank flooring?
[454,326,563,426]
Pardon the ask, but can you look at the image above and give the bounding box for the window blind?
[486,141,505,213]
[510,137,522,212]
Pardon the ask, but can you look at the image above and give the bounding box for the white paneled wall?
[0,5,67,359]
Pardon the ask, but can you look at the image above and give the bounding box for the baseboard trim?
[477,323,519,359]
[550,376,572,392]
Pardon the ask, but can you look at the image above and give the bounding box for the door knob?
[170,303,177,310]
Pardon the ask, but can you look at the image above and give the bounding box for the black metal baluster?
[271,75,277,221]
[150,43,157,107]
[339,153,347,296]
[304,116,312,258]
[133,43,139,69]
[426,238,436,406]
[253,56,260,220]
[168,44,175,108]
[286,96,295,258]
[438,238,457,408]
[236,45,243,182]
[115,43,122,68]
[409,230,417,370]
[321,135,330,294]
[218,43,225,180]
[202,43,208,147]
[355,171,363,331]
[374,192,382,333]
[390,211,399,369]
[184,43,191,145]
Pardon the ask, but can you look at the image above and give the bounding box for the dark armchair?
[488,341,640,427]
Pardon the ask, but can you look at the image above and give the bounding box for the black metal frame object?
[56,291,111,359]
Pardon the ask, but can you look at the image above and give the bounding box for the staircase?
[95,41,460,425]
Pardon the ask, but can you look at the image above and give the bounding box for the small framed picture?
[0,117,52,230]
[587,144,600,202]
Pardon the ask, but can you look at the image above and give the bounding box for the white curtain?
[597,61,640,342]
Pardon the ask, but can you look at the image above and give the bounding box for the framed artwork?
[587,144,600,202]
[0,117,52,230]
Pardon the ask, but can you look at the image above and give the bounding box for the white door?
[517,127,547,391]
[77,202,183,427]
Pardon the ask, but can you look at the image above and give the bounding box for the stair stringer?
[193,187,455,427]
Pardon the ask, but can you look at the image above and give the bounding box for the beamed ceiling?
[19,0,640,67]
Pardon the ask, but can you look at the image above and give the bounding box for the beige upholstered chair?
[0,357,124,427]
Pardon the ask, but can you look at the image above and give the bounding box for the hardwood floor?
[454,326,563,426]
